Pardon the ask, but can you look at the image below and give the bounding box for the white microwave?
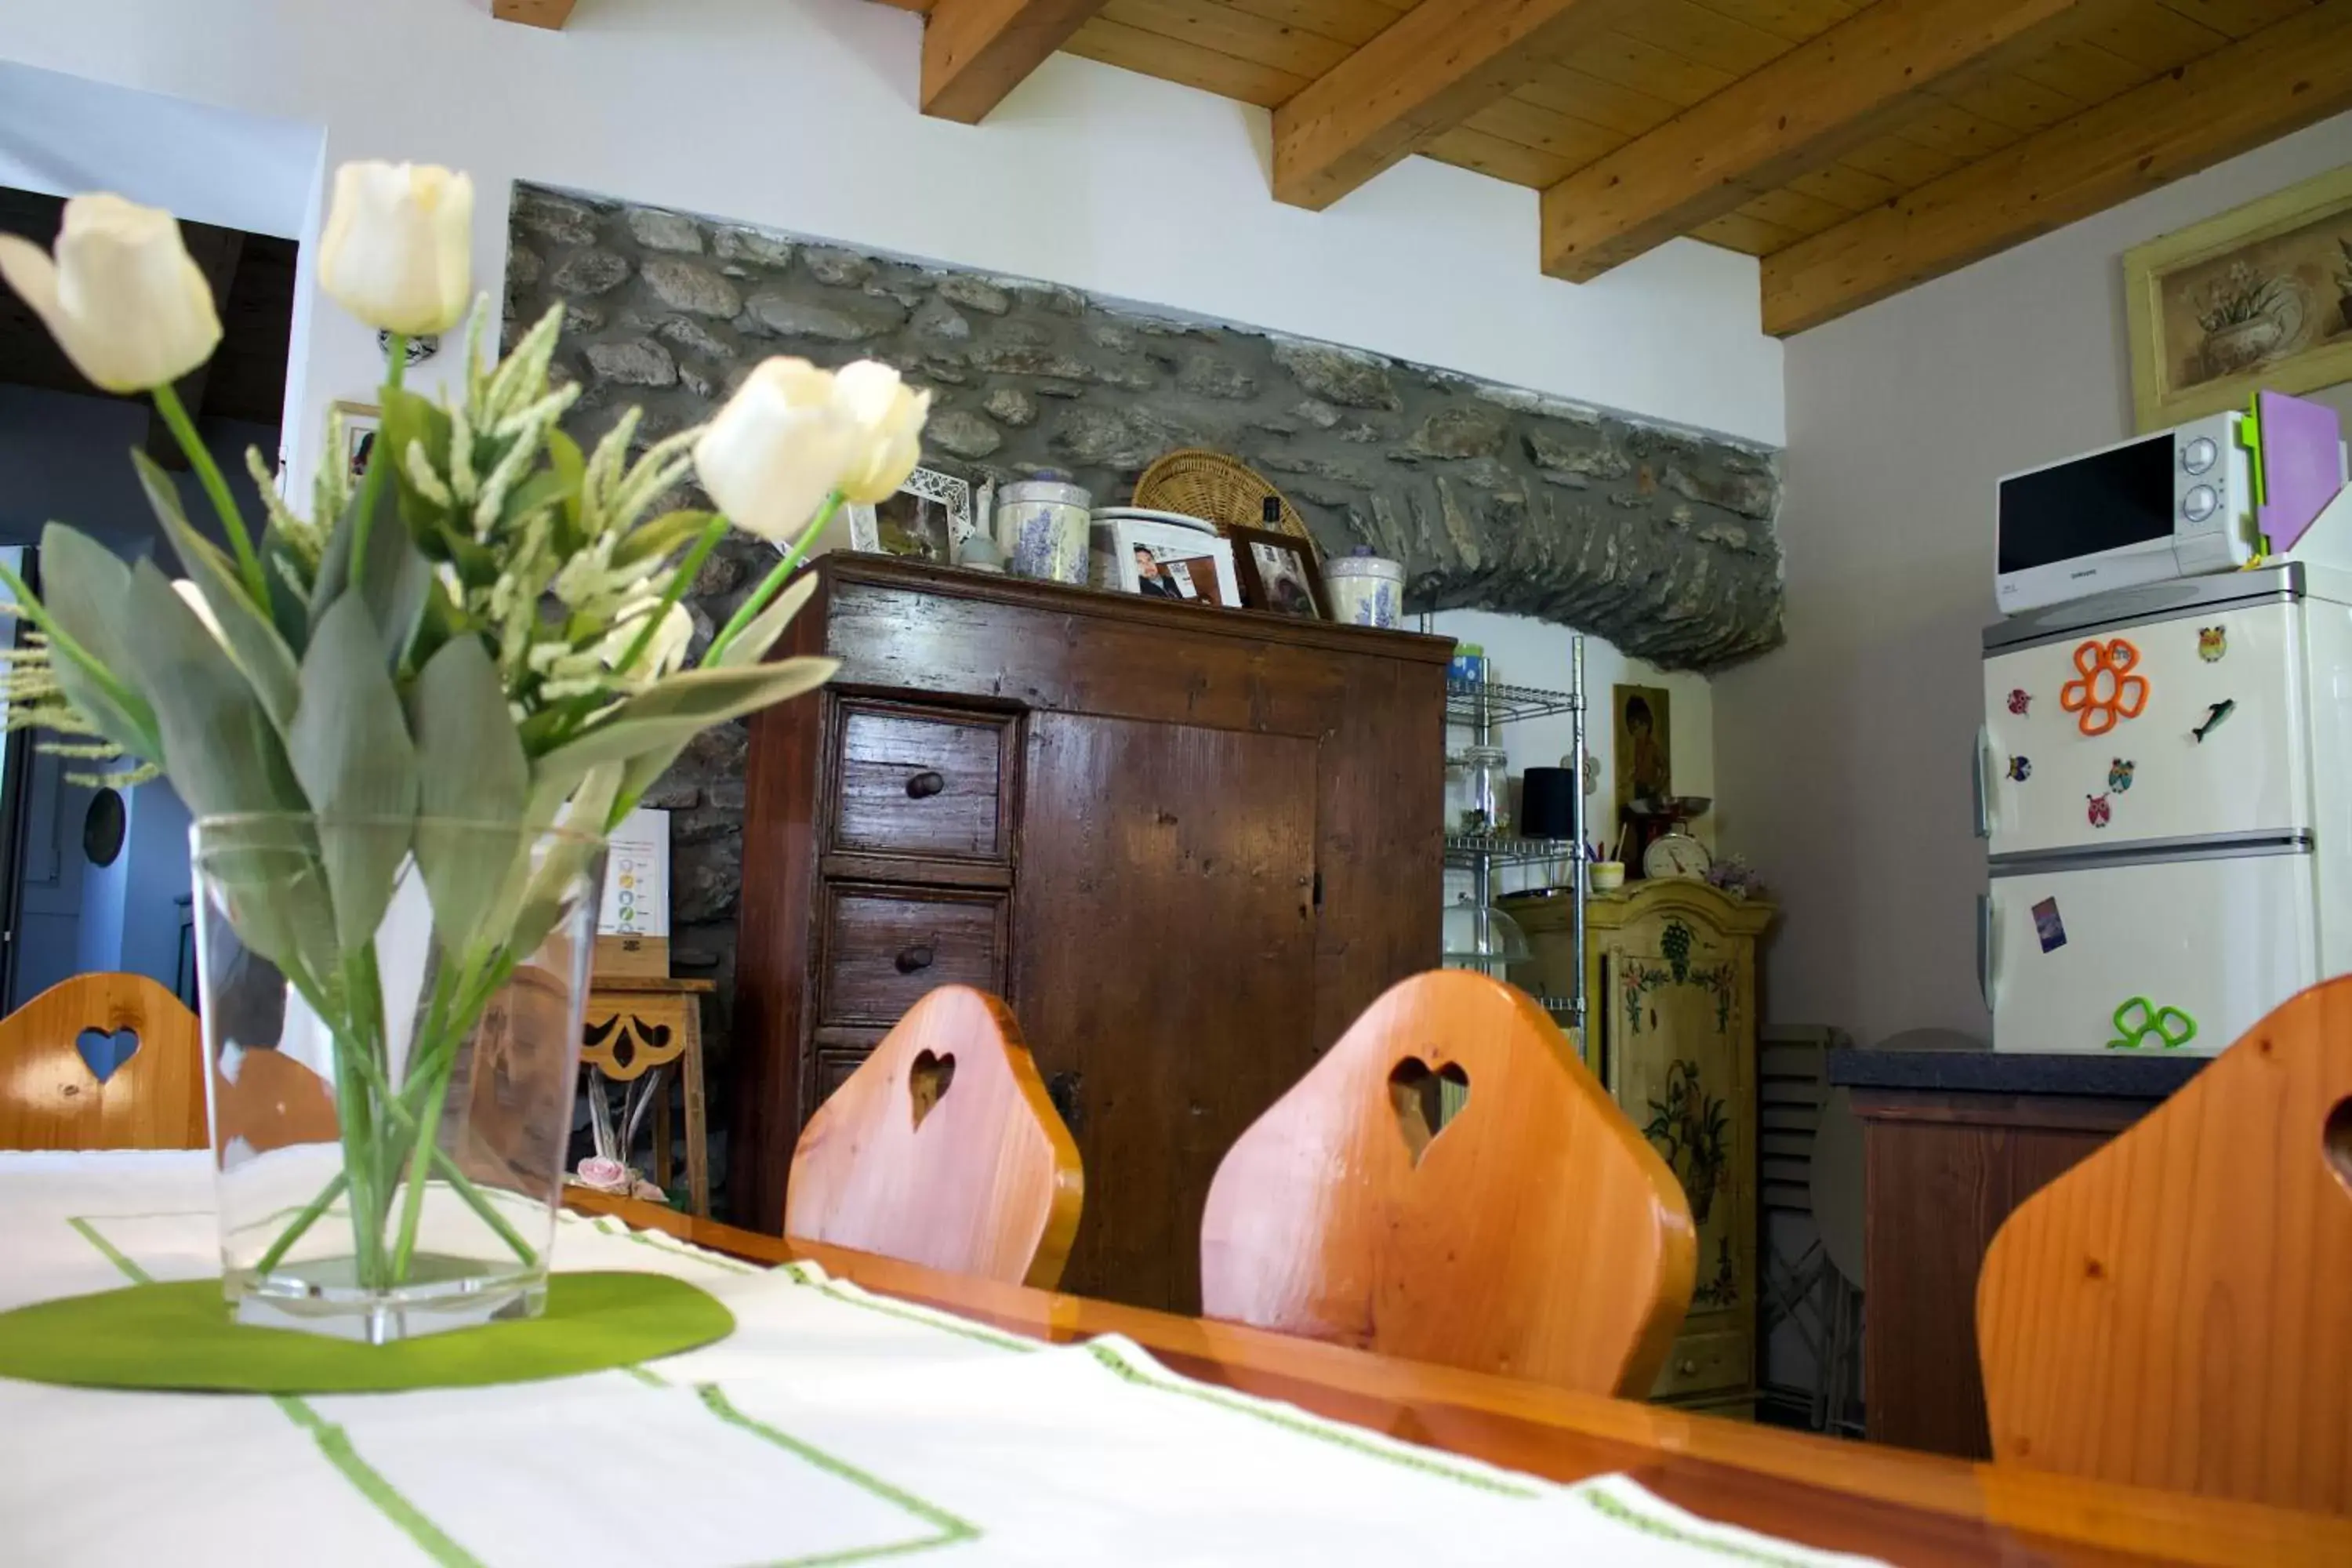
[1994,412,2256,615]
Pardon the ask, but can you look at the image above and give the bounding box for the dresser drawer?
[816,884,1007,1029]
[831,702,1011,863]
[1650,1327,1751,1400]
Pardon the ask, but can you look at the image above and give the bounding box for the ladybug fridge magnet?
[2086,793,2112,829]
[2109,758,2135,792]
[2007,688,2031,716]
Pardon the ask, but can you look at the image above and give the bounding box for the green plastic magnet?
[2107,996,2197,1051]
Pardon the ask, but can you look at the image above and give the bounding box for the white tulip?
[694,358,860,543]
[318,161,474,336]
[171,579,227,644]
[833,360,931,505]
[0,194,220,394]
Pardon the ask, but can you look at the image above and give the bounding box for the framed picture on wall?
[331,401,381,485]
[1612,684,1671,811]
[2124,162,2352,430]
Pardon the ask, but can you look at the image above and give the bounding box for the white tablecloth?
[0,1152,1877,1567]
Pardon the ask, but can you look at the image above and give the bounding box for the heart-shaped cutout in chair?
[75,1027,141,1084]
[2325,1095,2352,1197]
[1386,1055,1469,1167]
[909,1048,956,1130]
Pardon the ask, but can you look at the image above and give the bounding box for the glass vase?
[192,815,605,1343]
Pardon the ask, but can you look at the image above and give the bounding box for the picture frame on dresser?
[1229,524,1329,619]
[847,464,977,561]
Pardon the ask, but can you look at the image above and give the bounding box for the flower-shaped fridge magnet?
[2060,638,2148,737]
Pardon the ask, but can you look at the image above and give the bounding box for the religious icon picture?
[1613,684,1672,811]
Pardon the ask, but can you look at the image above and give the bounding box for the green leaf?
[114,559,307,820]
[34,525,161,760]
[713,568,820,668]
[498,466,572,535]
[546,426,585,529]
[313,463,433,670]
[612,510,716,569]
[135,450,301,734]
[506,762,620,963]
[529,658,838,794]
[408,633,530,956]
[379,385,453,535]
[259,526,314,654]
[288,594,420,953]
[111,560,322,978]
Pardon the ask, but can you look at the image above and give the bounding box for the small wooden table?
[567,1189,2347,1566]
[1829,1047,2205,1458]
[579,975,717,1216]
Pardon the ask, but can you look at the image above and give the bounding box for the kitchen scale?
[1621,795,1713,881]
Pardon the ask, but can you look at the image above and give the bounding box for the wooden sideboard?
[1826,1049,2206,1458]
[1512,880,1774,1417]
[732,554,1449,1314]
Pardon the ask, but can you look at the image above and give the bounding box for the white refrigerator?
[1977,564,2352,1054]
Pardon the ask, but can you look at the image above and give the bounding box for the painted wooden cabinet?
[1512,880,1773,1416]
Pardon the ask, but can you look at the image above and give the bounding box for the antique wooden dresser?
[731,554,1448,1313]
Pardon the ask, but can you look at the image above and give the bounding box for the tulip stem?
[349,332,407,594]
[610,514,727,683]
[151,381,269,606]
[708,491,842,663]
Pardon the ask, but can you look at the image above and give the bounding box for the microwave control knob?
[2182,436,2219,474]
[2183,485,2220,522]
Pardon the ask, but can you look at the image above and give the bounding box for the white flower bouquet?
[0,164,926,1335]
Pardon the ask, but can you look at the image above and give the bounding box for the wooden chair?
[1978,975,2352,1514]
[1200,969,1697,1396]
[0,973,205,1150]
[785,985,1083,1288]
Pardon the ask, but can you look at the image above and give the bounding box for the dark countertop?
[1827,1048,2208,1098]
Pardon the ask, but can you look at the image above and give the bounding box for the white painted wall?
[1715,110,2352,1049]
[0,0,1785,495]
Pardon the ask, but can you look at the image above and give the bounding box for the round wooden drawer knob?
[906,770,946,799]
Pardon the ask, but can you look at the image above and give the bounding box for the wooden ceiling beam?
[922,0,1110,123]
[1538,0,2096,283]
[491,0,578,29]
[1762,0,2352,336]
[1272,0,1638,212]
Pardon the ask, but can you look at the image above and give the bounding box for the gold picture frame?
[2124,162,2352,432]
[330,399,383,485]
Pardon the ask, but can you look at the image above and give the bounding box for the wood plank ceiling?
[503,0,2352,334]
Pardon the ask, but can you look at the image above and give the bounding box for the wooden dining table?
[566,1190,2346,1567]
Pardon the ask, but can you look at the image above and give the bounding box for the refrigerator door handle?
[1976,893,1997,1013]
[1972,724,1992,840]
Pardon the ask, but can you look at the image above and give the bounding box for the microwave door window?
[1999,435,2175,574]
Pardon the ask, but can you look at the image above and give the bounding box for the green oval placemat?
[0,1272,732,1393]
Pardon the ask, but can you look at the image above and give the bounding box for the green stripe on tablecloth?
[66,1216,152,1284]
[1581,1483,1840,1567]
[695,1383,981,1564]
[1082,1339,1541,1499]
[274,1395,488,1568]
[65,1213,488,1566]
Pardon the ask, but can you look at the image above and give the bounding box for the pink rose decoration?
[575,1156,630,1194]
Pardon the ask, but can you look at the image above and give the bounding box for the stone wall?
[505,182,1784,1148]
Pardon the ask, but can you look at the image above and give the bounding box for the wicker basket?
[1132,449,1316,550]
